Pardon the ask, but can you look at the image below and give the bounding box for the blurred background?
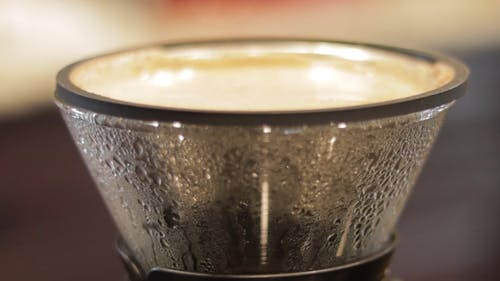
[0,1,499,280]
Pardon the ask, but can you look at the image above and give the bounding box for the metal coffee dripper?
[55,39,468,281]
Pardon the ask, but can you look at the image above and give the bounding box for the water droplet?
[327,233,337,243]
[133,140,144,155]
[160,237,169,248]
[124,175,133,184]
[136,165,148,179]
[182,253,195,271]
[164,207,180,228]
[153,173,163,185]
[120,197,128,208]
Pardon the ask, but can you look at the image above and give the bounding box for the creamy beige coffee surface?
[69,43,454,112]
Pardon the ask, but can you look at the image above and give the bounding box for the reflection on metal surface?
[260,173,270,265]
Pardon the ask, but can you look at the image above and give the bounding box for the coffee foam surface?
[69,43,454,112]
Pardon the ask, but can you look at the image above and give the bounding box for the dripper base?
[117,236,397,281]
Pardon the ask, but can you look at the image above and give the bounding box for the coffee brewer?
[55,39,468,281]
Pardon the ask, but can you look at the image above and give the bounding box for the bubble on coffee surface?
[60,100,449,273]
[69,42,454,112]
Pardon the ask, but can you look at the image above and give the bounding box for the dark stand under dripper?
[117,236,396,281]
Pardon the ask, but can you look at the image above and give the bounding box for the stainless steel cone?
[55,39,468,275]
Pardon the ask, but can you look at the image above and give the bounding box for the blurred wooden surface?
[0,49,499,281]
